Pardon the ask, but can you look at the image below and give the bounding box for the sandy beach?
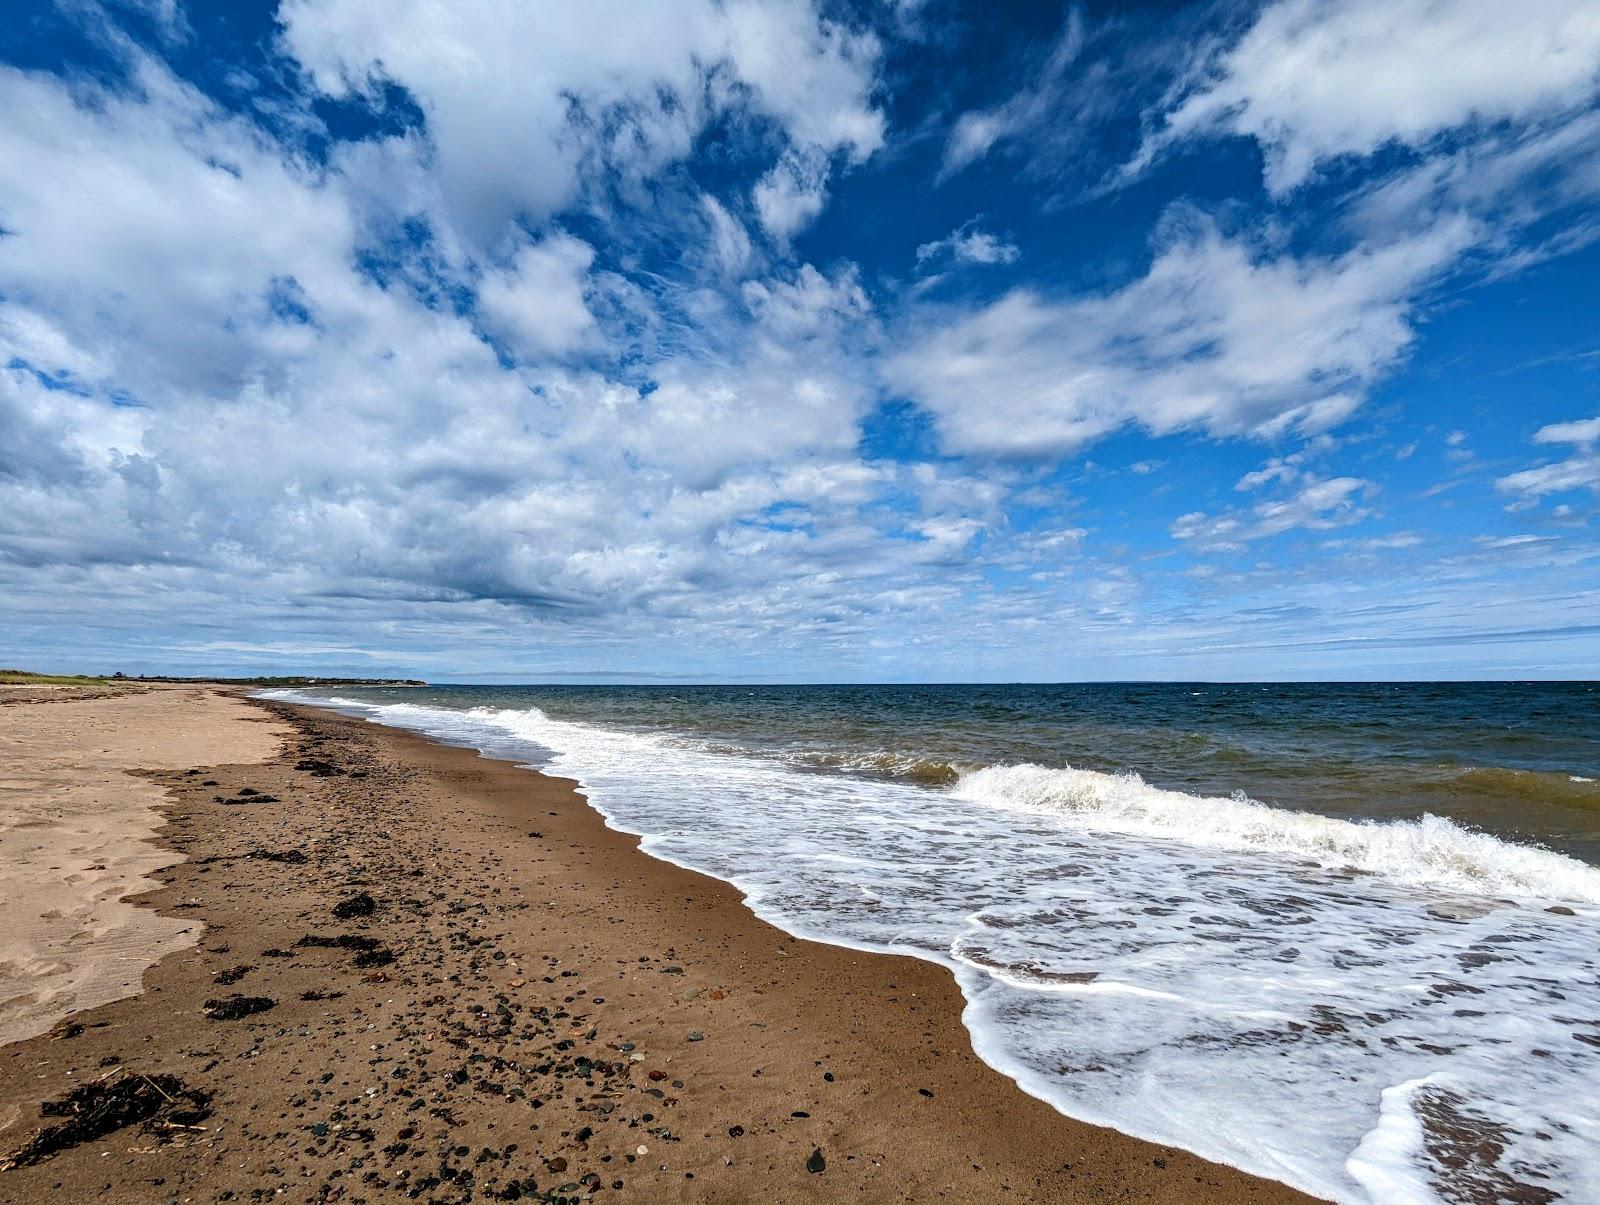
[0,688,1318,1203]
[0,687,289,1048]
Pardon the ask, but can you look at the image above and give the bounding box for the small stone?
[686,1031,704,1042]
[806,1148,825,1174]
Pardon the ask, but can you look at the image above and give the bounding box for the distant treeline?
[1,669,426,687]
[116,674,428,686]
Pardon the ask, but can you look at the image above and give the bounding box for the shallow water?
[265,682,1600,1204]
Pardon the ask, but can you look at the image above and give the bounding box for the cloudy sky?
[2,0,1598,681]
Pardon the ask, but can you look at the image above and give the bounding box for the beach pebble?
[806,1147,826,1173]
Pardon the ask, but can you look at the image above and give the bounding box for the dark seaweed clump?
[0,1072,211,1169]
[202,994,276,1020]
[332,892,376,919]
[297,933,380,951]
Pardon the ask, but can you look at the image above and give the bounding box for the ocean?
[263,682,1600,1204]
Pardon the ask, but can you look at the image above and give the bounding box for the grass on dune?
[0,669,113,686]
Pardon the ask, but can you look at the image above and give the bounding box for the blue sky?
[1,0,1597,682]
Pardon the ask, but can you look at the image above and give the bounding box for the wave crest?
[949,763,1600,904]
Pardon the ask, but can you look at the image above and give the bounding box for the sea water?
[262,683,1600,1204]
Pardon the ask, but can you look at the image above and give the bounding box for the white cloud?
[279,0,884,240]
[1496,414,1600,502]
[475,234,598,361]
[939,10,1085,176]
[1173,476,1373,551]
[886,217,1472,458]
[1344,111,1600,249]
[701,194,755,278]
[0,60,355,401]
[915,224,1020,268]
[1476,534,1557,550]
[1322,533,1424,552]
[1148,0,1600,194]
[943,111,1009,175]
[753,149,830,240]
[0,53,932,658]
[720,0,885,161]
[1535,416,1600,445]
[1236,456,1302,491]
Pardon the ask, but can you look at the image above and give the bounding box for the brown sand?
[0,690,1321,1203]
[0,687,289,1048]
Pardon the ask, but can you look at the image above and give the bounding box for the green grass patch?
[0,669,113,686]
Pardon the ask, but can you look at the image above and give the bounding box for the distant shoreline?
[0,669,427,688]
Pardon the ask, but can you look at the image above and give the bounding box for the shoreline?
[0,689,1318,1202]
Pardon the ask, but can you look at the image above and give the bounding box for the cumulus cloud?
[1144,0,1600,194]
[475,234,598,361]
[0,47,957,665]
[886,217,1473,457]
[279,0,884,239]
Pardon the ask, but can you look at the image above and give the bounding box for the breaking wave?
[950,763,1600,904]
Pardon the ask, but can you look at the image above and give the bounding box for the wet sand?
[0,690,1320,1202]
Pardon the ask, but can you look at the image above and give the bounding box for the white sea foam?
[950,762,1600,903]
[265,692,1600,1204]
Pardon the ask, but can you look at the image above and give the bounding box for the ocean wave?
[949,762,1600,903]
[1434,765,1600,811]
[775,748,964,786]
